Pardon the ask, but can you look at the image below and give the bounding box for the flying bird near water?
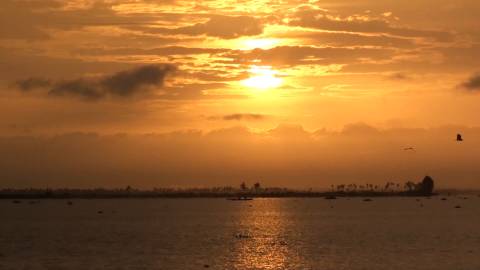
[457,134,463,142]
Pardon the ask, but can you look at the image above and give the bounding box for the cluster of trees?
[239,182,262,192]
[331,176,434,195]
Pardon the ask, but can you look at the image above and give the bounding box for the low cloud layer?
[16,64,176,101]
[1,124,479,189]
[209,113,267,121]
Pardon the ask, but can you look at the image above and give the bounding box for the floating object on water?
[325,195,336,200]
[455,205,462,209]
[67,201,73,206]
[235,233,250,239]
[12,200,21,204]
[441,198,447,201]
[363,198,372,202]
[403,147,416,151]
[457,134,463,141]
[227,196,253,201]
[203,264,210,268]
[97,211,103,214]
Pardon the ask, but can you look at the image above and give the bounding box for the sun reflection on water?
[229,199,300,269]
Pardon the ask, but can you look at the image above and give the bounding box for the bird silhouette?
[457,134,463,142]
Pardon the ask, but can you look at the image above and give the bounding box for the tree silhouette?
[240,182,247,191]
[419,176,434,195]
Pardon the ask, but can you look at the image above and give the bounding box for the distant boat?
[325,195,337,200]
[226,196,253,201]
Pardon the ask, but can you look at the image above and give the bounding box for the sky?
[1,0,480,189]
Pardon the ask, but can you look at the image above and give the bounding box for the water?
[1,197,479,270]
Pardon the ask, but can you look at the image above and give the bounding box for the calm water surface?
[1,197,479,270]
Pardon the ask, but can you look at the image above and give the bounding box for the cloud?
[0,0,58,40]
[15,64,176,101]
[15,78,51,91]
[387,72,411,80]
[100,64,175,97]
[460,73,480,91]
[225,46,393,67]
[130,15,264,39]
[49,79,104,100]
[290,31,416,49]
[288,7,452,42]
[341,122,381,136]
[209,113,267,121]
[74,46,230,56]
[268,124,310,139]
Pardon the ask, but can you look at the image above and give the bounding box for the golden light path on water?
[230,199,302,269]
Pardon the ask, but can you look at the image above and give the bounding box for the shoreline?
[0,191,438,199]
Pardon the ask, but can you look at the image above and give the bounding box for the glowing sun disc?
[242,66,283,90]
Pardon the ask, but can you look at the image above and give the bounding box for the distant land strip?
[0,176,441,199]
[0,189,437,199]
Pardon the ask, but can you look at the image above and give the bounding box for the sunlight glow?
[242,66,283,90]
[241,38,280,50]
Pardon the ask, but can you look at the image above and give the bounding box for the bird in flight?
[457,134,463,142]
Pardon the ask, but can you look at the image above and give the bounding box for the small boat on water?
[226,196,253,201]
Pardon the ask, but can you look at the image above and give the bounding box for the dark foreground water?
[1,197,479,270]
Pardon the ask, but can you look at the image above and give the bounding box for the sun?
[242,66,283,90]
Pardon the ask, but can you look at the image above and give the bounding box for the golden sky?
[1,0,480,188]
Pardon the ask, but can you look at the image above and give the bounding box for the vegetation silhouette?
[1,176,436,199]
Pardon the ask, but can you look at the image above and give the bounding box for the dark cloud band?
[15,64,176,101]
[460,73,480,91]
